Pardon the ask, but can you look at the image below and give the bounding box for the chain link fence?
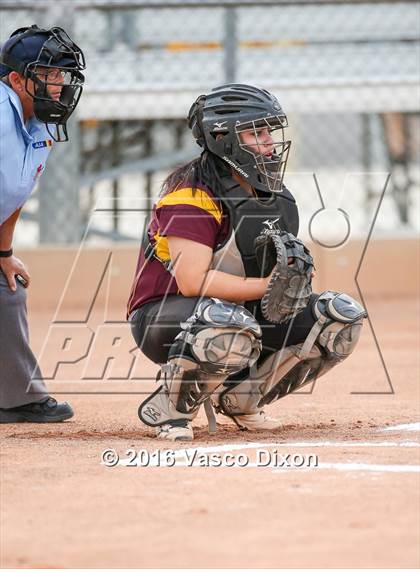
[1,0,419,245]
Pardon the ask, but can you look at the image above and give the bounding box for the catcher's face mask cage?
[189,84,291,194]
[1,26,85,142]
[236,115,291,194]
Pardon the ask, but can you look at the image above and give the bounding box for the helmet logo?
[222,156,249,178]
[214,121,227,128]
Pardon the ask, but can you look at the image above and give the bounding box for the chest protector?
[212,178,299,278]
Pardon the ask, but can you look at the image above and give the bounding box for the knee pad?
[215,291,366,416]
[300,290,367,361]
[259,292,366,406]
[138,298,262,426]
[170,297,262,375]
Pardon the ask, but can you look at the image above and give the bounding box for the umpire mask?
[0,25,86,142]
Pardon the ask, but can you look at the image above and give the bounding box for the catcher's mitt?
[255,230,314,323]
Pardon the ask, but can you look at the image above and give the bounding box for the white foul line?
[169,441,420,473]
[272,463,420,474]
[381,422,420,432]
[171,440,420,457]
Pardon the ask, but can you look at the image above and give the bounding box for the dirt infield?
[1,298,419,569]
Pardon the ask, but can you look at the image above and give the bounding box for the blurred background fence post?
[224,6,237,83]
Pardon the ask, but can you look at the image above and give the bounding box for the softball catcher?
[128,84,366,441]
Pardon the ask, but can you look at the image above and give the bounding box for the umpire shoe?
[230,411,281,431]
[0,397,74,423]
[156,419,194,441]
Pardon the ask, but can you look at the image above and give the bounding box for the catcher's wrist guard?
[255,229,314,323]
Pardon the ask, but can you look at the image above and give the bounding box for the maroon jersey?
[127,185,230,316]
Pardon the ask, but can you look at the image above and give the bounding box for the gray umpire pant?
[0,270,48,408]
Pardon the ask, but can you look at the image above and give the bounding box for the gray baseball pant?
[0,270,48,408]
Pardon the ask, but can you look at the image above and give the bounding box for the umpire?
[0,25,85,422]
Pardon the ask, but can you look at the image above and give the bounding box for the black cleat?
[0,397,74,423]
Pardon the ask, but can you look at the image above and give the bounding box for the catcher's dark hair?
[160,150,228,198]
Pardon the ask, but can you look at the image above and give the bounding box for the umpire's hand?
[0,256,30,291]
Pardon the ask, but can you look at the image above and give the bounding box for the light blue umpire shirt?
[0,81,54,225]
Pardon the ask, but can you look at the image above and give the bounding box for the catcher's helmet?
[0,25,85,141]
[188,84,291,194]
